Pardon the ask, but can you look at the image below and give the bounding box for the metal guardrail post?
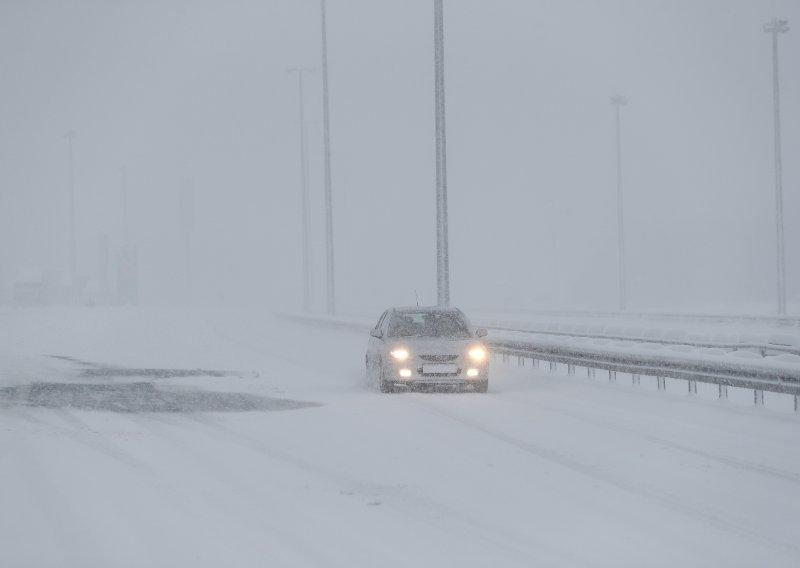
[657,376,666,391]
[719,384,728,400]
[795,394,798,412]
[587,367,595,378]
[517,356,524,367]
[549,361,557,373]
[632,373,640,386]
[567,364,575,375]
[609,370,617,383]
[688,380,697,395]
[754,390,765,406]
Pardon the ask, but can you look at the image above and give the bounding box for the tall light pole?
[611,95,628,311]
[116,167,138,305]
[320,0,336,313]
[434,0,450,307]
[764,18,789,315]
[119,166,130,244]
[65,130,77,289]
[287,67,314,311]
[180,184,194,303]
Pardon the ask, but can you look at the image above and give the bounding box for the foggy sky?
[1,0,798,314]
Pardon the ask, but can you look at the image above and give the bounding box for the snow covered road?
[1,308,799,567]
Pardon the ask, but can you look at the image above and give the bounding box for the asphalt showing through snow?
[0,357,318,413]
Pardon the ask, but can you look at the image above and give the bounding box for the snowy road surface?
[1,308,799,567]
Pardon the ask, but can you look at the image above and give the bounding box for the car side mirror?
[370,328,383,339]
[475,328,488,338]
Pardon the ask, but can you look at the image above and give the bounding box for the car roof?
[390,306,464,314]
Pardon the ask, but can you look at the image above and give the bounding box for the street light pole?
[611,96,628,311]
[119,166,130,244]
[287,67,314,311]
[320,0,336,313]
[434,0,450,307]
[764,18,789,315]
[65,130,77,289]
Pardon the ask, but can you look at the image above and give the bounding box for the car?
[365,306,489,393]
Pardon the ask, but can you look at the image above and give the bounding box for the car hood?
[387,337,479,355]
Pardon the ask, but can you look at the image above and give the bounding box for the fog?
[1,0,798,315]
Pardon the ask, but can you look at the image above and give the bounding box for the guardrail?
[489,336,800,411]
[473,321,800,357]
[278,312,800,411]
[472,308,800,328]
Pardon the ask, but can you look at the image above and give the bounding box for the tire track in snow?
[9,408,215,522]
[127,412,343,568]
[513,366,800,443]
[2,428,92,567]
[15,407,335,567]
[2,408,152,473]
[500,391,800,486]
[0,408,51,463]
[47,409,159,474]
[3,409,298,566]
[155,412,580,566]
[411,395,800,557]
[3,409,190,565]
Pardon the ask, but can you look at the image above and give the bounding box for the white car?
[365,307,489,393]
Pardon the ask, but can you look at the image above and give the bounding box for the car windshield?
[387,311,471,338]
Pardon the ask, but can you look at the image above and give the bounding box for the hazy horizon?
[1,0,797,315]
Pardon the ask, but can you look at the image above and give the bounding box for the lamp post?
[65,130,77,290]
[288,67,315,311]
[320,0,336,313]
[611,95,628,311]
[119,166,130,244]
[764,18,789,315]
[434,0,450,307]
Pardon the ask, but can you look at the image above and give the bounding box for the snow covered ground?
[1,307,799,567]
[469,309,800,349]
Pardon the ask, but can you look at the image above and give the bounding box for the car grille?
[419,354,459,362]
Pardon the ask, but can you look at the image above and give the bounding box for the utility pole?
[119,166,130,244]
[180,185,194,304]
[287,67,314,311]
[320,0,336,313]
[117,167,138,305]
[764,18,789,315]
[611,96,627,311]
[65,130,77,290]
[434,0,450,307]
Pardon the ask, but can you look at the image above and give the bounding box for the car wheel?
[379,367,394,393]
[473,380,488,393]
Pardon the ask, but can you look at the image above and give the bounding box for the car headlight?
[390,349,409,361]
[468,347,487,362]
